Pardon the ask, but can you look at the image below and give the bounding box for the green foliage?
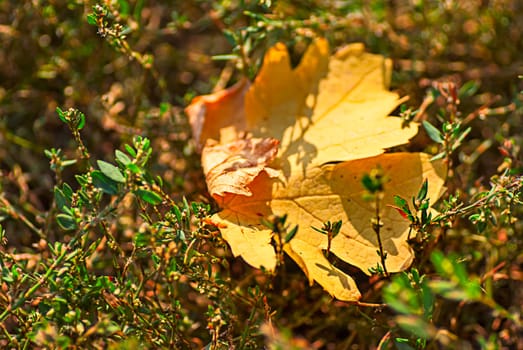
[311,220,342,257]
[362,167,390,277]
[262,214,299,265]
[383,250,512,349]
[0,1,522,349]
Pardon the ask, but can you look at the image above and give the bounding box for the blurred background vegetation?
[0,1,522,349]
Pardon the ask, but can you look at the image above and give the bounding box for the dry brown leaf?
[186,38,446,301]
[202,137,280,197]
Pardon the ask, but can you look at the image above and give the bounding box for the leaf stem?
[374,195,389,277]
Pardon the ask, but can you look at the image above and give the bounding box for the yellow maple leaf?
[186,38,446,301]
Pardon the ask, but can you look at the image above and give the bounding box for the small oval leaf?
[124,144,137,157]
[134,189,162,205]
[97,160,125,183]
[77,112,86,130]
[54,187,70,212]
[422,121,444,144]
[56,214,77,230]
[56,107,67,124]
[86,13,97,25]
[115,150,131,166]
[91,170,119,195]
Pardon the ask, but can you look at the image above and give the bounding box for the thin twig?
[0,196,45,240]
[374,195,389,277]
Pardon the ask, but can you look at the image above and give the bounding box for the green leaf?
[394,195,408,209]
[463,280,482,300]
[285,225,298,243]
[134,189,162,205]
[133,0,145,22]
[62,159,77,167]
[75,174,87,186]
[427,280,467,300]
[159,102,170,115]
[416,179,429,202]
[115,149,131,166]
[455,126,471,146]
[77,111,86,130]
[142,137,150,150]
[103,321,122,335]
[91,170,119,195]
[332,220,342,235]
[222,29,237,46]
[420,281,435,319]
[361,174,382,193]
[383,273,415,315]
[126,163,141,174]
[458,80,480,98]
[395,315,436,339]
[430,251,446,274]
[422,121,444,144]
[182,197,190,214]
[117,0,130,16]
[2,271,14,283]
[171,205,182,223]
[97,160,125,183]
[152,253,160,266]
[430,152,446,161]
[86,13,97,25]
[62,206,73,216]
[134,232,149,248]
[56,214,77,230]
[61,183,73,200]
[212,54,240,61]
[56,107,67,124]
[124,144,137,157]
[54,187,70,211]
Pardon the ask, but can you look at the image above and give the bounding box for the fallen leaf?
[186,39,447,301]
[211,153,445,300]
[245,40,417,170]
[186,78,250,149]
[202,137,281,197]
